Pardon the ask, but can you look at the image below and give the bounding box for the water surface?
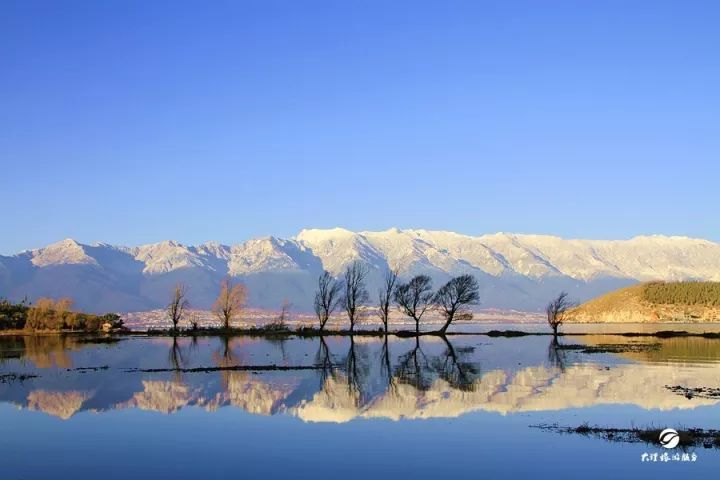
[1,333,719,479]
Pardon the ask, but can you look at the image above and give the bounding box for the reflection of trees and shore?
[2,335,720,421]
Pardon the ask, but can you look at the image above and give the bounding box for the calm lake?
[1,328,719,479]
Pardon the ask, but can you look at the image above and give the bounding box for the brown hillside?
[567,282,720,323]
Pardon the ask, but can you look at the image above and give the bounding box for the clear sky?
[1,0,719,254]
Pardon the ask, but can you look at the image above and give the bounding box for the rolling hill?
[567,282,720,323]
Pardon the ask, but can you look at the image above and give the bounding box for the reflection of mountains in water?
[1,336,719,421]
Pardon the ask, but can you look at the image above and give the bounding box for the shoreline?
[3,325,720,339]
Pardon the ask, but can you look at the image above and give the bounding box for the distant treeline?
[0,298,123,332]
[643,282,720,306]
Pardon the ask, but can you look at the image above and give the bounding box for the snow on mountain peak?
[3,228,719,313]
[30,238,98,267]
[295,227,355,242]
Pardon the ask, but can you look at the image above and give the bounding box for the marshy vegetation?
[665,385,720,400]
[554,342,661,354]
[534,423,720,450]
[0,372,38,384]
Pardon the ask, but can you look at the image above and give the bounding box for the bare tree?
[189,314,200,332]
[213,277,247,330]
[546,291,574,340]
[55,298,73,316]
[54,297,76,330]
[313,271,342,331]
[394,275,434,335]
[434,275,480,334]
[167,283,190,332]
[377,268,398,333]
[278,298,292,325]
[342,261,369,332]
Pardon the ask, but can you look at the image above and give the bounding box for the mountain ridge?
[2,228,719,314]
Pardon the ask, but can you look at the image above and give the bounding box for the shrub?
[0,297,122,332]
[0,298,29,330]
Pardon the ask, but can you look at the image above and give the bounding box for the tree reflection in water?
[344,337,371,406]
[3,334,719,420]
[547,337,568,373]
[213,336,237,389]
[315,337,335,386]
[394,337,433,391]
[380,336,397,396]
[168,337,186,382]
[313,335,482,405]
[434,336,480,391]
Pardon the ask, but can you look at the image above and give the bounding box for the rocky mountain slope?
[1,229,719,313]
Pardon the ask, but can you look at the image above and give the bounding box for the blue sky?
[1,0,719,254]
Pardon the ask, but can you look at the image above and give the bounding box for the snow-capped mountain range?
[1,228,719,313]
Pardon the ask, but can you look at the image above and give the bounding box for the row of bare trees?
[166,266,573,337]
[313,261,481,334]
[167,278,247,331]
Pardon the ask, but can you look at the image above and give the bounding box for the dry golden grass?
[567,282,720,323]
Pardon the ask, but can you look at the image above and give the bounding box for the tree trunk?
[439,319,450,334]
